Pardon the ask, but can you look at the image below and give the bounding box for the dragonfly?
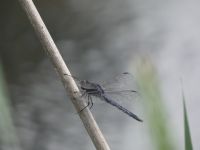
[64,72,143,122]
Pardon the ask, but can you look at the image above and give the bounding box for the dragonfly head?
[80,80,93,90]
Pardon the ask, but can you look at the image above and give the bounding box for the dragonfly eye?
[80,80,89,87]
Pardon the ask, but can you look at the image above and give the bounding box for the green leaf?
[182,91,193,150]
[135,58,176,150]
[0,62,20,149]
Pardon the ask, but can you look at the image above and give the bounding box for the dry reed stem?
[18,0,110,149]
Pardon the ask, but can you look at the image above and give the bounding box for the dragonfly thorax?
[80,80,105,96]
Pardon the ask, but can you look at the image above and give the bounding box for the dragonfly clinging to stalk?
[64,72,143,122]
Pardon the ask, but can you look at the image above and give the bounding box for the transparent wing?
[101,72,139,105]
[102,72,138,92]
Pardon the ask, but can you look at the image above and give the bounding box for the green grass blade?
[182,92,193,150]
[0,63,20,150]
[135,58,176,150]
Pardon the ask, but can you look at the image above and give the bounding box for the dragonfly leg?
[89,95,93,110]
[80,91,87,97]
[79,95,90,112]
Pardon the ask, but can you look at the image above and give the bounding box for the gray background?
[0,0,199,149]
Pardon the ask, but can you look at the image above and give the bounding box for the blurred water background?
[0,0,199,149]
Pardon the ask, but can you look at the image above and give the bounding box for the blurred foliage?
[135,58,176,150]
[0,63,20,150]
[182,92,193,150]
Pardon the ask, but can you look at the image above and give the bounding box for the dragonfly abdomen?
[102,95,143,122]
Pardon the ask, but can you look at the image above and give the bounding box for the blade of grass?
[182,90,193,150]
[135,58,176,150]
[0,63,20,150]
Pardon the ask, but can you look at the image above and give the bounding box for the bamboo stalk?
[18,0,110,149]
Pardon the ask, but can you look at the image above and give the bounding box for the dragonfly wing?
[102,72,138,93]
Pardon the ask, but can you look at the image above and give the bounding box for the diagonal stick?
[18,0,110,149]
